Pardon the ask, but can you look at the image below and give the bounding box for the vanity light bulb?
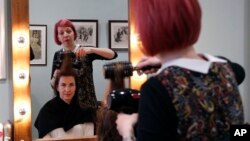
[18,72,26,79]
[17,36,25,44]
[19,108,26,116]
[17,36,25,48]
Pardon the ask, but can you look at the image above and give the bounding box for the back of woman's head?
[135,0,202,56]
[97,108,122,141]
[54,18,77,45]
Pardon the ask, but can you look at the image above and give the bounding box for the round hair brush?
[103,61,161,79]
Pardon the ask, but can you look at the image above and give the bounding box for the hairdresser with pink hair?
[51,19,117,113]
[116,0,244,141]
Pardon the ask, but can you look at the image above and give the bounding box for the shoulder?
[140,76,166,99]
[141,76,163,91]
[55,49,63,53]
[140,76,173,106]
[53,49,63,58]
[38,98,57,115]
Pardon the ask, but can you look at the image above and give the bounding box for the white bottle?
[0,122,3,141]
[3,121,12,141]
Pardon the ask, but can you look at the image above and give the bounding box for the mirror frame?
[12,0,146,140]
[128,0,146,90]
[11,0,32,141]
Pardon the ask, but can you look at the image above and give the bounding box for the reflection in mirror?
[29,0,128,139]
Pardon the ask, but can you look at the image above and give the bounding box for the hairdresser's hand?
[75,47,87,58]
[135,56,161,75]
[51,69,60,88]
[75,47,95,58]
[52,69,60,79]
[116,113,138,139]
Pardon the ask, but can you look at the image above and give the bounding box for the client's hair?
[97,62,127,141]
[53,52,78,96]
[97,107,122,141]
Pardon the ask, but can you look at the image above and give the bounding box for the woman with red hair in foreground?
[116,0,244,141]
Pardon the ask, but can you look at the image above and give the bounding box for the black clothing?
[51,48,117,110]
[34,96,95,138]
[30,46,35,61]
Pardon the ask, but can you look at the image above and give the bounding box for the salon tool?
[103,61,161,79]
[103,61,144,114]
[108,88,140,114]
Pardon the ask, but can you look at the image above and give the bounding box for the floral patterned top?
[137,54,244,141]
[51,48,117,110]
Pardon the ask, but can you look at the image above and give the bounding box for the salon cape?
[34,95,95,138]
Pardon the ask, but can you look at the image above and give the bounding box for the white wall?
[244,0,250,122]
[0,0,13,123]
[196,0,249,122]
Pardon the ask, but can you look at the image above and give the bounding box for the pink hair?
[54,19,77,45]
[135,0,202,56]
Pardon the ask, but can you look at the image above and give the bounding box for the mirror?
[29,0,128,139]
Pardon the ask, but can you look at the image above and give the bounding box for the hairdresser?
[116,0,244,140]
[50,18,118,112]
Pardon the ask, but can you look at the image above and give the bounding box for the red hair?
[54,19,77,45]
[135,0,202,56]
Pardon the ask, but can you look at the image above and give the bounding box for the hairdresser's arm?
[50,52,60,88]
[76,47,117,59]
[135,56,161,75]
[50,69,60,88]
[116,113,138,141]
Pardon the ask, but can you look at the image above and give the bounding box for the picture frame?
[0,0,6,79]
[30,24,47,66]
[70,19,98,47]
[109,20,128,51]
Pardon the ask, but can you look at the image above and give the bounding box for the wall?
[244,0,250,122]
[197,0,249,122]
[0,0,13,123]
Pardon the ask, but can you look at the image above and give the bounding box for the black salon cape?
[34,96,95,138]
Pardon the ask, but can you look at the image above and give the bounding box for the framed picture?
[70,19,98,47]
[0,0,6,79]
[109,20,128,50]
[30,25,47,66]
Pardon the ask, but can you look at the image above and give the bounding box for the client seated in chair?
[34,54,95,139]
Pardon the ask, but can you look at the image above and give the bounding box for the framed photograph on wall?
[30,24,47,66]
[70,19,98,47]
[109,20,128,51]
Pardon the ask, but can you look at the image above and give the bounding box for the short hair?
[135,0,202,56]
[54,19,77,45]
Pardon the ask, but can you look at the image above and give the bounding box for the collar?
[158,53,227,74]
[62,44,80,52]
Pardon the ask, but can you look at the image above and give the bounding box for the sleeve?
[51,52,58,79]
[137,77,178,141]
[88,49,118,61]
[110,49,118,59]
